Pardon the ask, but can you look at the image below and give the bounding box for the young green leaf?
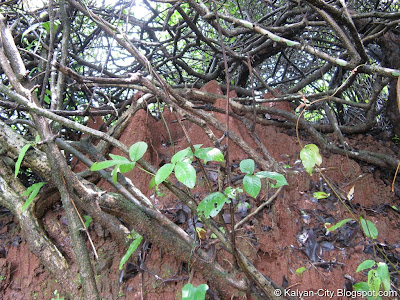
[119,162,136,173]
[356,260,376,272]
[109,154,130,163]
[149,176,156,190]
[324,218,353,232]
[91,160,118,171]
[111,165,120,184]
[129,141,148,162]
[42,20,61,33]
[182,283,209,300]
[43,94,51,104]
[300,144,322,176]
[197,192,227,218]
[368,270,381,297]
[313,191,330,199]
[255,171,288,188]
[376,262,390,291]
[240,159,255,174]
[155,163,174,185]
[119,234,143,270]
[243,174,261,198]
[15,144,32,178]
[353,281,369,293]
[190,144,203,155]
[174,161,196,188]
[224,186,242,200]
[22,182,46,211]
[194,147,224,163]
[171,148,191,164]
[83,215,93,228]
[360,217,378,239]
[296,267,307,276]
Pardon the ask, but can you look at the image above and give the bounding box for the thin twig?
[213,0,238,269]
[235,187,283,230]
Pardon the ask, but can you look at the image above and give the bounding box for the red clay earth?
[0,81,399,299]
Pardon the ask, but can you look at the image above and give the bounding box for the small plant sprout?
[22,182,47,211]
[239,158,288,198]
[324,218,353,233]
[91,141,148,184]
[354,260,391,300]
[154,144,224,189]
[119,230,143,270]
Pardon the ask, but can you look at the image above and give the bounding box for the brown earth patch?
[1,81,399,299]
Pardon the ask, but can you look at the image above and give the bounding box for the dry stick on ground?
[235,187,283,230]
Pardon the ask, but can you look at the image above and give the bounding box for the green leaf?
[313,191,330,199]
[377,262,390,292]
[83,215,93,228]
[240,159,255,174]
[109,154,130,163]
[360,217,378,239]
[129,141,148,162]
[182,283,209,300]
[15,144,32,178]
[353,281,369,292]
[155,163,174,185]
[43,94,51,104]
[356,260,376,272]
[111,165,120,184]
[42,20,61,33]
[354,279,383,300]
[255,171,288,188]
[296,267,307,276]
[171,148,191,164]
[300,144,322,176]
[22,182,46,211]
[224,186,242,200]
[119,234,143,270]
[197,192,227,218]
[368,270,381,297]
[243,174,261,198]
[91,160,118,171]
[324,218,353,232]
[149,176,156,190]
[194,147,224,163]
[187,144,203,157]
[175,161,196,188]
[119,162,136,173]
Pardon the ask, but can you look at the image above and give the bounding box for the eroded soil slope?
[1,81,399,299]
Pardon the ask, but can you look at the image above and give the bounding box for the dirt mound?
[1,81,399,299]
